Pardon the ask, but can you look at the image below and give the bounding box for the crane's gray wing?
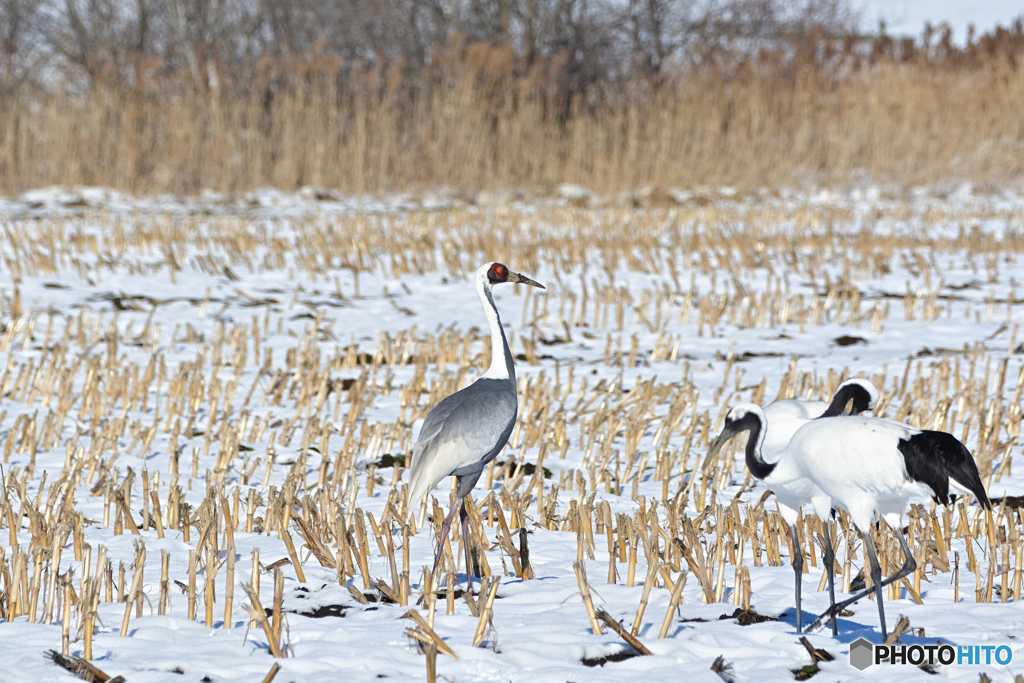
[408,379,517,502]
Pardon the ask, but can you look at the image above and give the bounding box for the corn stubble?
[0,201,1022,674]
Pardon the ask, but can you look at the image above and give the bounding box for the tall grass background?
[2,26,1024,195]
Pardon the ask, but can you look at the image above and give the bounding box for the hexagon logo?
[850,638,874,671]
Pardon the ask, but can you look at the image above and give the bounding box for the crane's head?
[482,262,545,289]
[701,403,767,472]
[841,378,879,414]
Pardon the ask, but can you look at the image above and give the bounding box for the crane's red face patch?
[487,263,508,284]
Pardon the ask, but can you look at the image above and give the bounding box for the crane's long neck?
[743,416,776,480]
[820,382,873,417]
[479,282,515,381]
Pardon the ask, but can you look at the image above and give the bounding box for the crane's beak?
[701,427,737,472]
[509,271,545,289]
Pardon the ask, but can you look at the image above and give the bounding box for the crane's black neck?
[819,382,872,417]
[738,413,776,480]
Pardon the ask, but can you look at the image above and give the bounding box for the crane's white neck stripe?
[477,274,513,381]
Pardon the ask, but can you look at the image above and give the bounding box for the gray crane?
[407,262,544,589]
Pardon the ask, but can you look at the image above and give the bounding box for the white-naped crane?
[702,378,879,633]
[407,262,544,590]
[708,404,991,640]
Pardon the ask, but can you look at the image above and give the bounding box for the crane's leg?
[789,522,803,633]
[432,496,464,575]
[821,522,839,637]
[861,529,888,641]
[460,501,475,594]
[807,524,916,636]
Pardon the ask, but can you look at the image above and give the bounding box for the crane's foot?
[805,605,842,634]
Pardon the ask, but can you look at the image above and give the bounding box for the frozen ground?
[0,186,1023,682]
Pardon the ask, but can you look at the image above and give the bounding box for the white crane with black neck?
[703,378,879,633]
[708,402,990,639]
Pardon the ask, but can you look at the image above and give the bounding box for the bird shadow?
[801,616,945,647]
[500,575,556,586]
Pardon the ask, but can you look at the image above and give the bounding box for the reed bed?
[0,196,1022,679]
[3,32,1024,196]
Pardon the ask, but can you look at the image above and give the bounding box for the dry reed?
[2,32,1024,195]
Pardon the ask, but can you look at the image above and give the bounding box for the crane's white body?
[788,416,966,530]
[760,399,831,525]
[760,398,829,461]
[795,418,928,528]
[758,379,879,525]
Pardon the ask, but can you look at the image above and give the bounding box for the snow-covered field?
[1,185,1023,682]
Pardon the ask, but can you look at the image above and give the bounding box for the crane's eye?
[487,264,507,283]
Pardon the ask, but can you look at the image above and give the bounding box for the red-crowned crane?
[711,404,990,639]
[797,414,991,637]
[703,378,878,633]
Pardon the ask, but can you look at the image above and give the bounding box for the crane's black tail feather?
[898,431,991,509]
